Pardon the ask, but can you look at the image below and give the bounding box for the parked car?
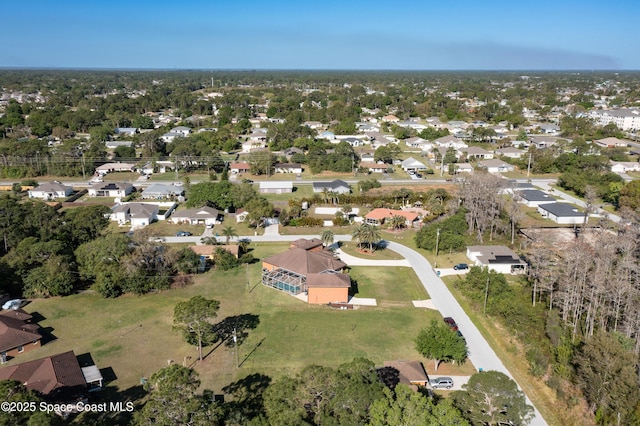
[443,317,458,331]
[176,231,192,237]
[453,263,469,270]
[2,299,26,310]
[429,377,454,389]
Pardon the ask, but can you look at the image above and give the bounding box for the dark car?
[176,231,192,237]
[443,317,458,331]
[453,263,469,270]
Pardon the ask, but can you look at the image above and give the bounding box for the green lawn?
[17,241,472,397]
[349,266,428,303]
[340,241,405,260]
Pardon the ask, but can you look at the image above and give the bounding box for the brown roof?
[230,162,251,170]
[306,272,351,288]
[0,309,42,352]
[360,162,388,169]
[0,351,86,395]
[383,360,428,385]
[365,208,419,222]
[290,238,323,251]
[264,248,346,275]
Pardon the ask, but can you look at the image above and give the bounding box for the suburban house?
[274,163,303,174]
[169,206,221,226]
[477,159,515,173]
[105,140,134,149]
[114,127,138,136]
[365,208,420,228]
[312,180,351,194]
[610,161,640,173]
[515,189,556,207]
[434,135,467,149]
[381,360,429,389]
[27,181,73,200]
[0,309,42,362]
[382,114,400,123]
[229,162,251,174]
[95,162,136,175]
[290,238,324,251]
[453,163,474,174]
[88,182,134,197]
[537,202,585,225]
[109,203,160,227]
[259,181,293,194]
[0,351,100,397]
[190,245,239,260]
[141,183,184,199]
[466,245,527,274]
[303,121,324,130]
[262,243,350,304]
[496,147,526,159]
[463,146,494,160]
[405,137,433,151]
[401,157,428,172]
[359,162,388,173]
[595,137,630,148]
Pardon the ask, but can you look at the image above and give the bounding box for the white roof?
[81,365,103,384]
[259,181,293,189]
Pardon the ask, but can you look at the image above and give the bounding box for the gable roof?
[467,245,525,265]
[0,351,86,395]
[383,360,428,386]
[312,180,350,190]
[111,203,158,218]
[90,182,133,191]
[171,206,220,220]
[0,310,42,352]
[141,184,184,197]
[263,248,346,276]
[31,181,72,193]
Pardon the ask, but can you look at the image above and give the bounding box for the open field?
[17,241,476,396]
[349,266,427,303]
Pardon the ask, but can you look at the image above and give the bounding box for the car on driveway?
[443,317,458,331]
[453,263,469,270]
[176,231,192,237]
[429,377,454,389]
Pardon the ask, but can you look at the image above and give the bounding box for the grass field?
[18,241,477,397]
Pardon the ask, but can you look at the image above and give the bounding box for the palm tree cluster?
[351,223,381,252]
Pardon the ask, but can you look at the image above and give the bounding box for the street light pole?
[483,275,490,315]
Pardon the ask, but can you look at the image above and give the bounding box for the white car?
[2,299,25,310]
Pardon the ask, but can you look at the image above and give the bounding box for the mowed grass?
[349,266,427,303]
[18,241,464,396]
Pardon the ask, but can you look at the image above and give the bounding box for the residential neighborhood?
[2,68,640,425]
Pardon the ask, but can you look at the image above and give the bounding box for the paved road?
[386,241,546,426]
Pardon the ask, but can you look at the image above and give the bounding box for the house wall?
[262,261,278,272]
[308,287,349,304]
[3,340,41,359]
[550,213,584,225]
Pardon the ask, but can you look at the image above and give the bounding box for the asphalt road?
[386,241,546,426]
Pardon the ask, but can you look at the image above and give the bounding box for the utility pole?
[440,150,445,177]
[233,328,239,368]
[483,275,490,315]
[527,153,532,177]
[435,228,441,258]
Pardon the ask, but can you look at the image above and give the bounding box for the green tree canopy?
[415,319,468,371]
[173,296,220,361]
[452,371,534,426]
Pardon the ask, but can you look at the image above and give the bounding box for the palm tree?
[220,225,238,245]
[389,215,406,231]
[352,223,381,252]
[321,229,334,248]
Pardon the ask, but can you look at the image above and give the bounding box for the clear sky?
[3,0,639,70]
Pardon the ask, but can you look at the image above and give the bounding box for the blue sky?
[3,0,638,70]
